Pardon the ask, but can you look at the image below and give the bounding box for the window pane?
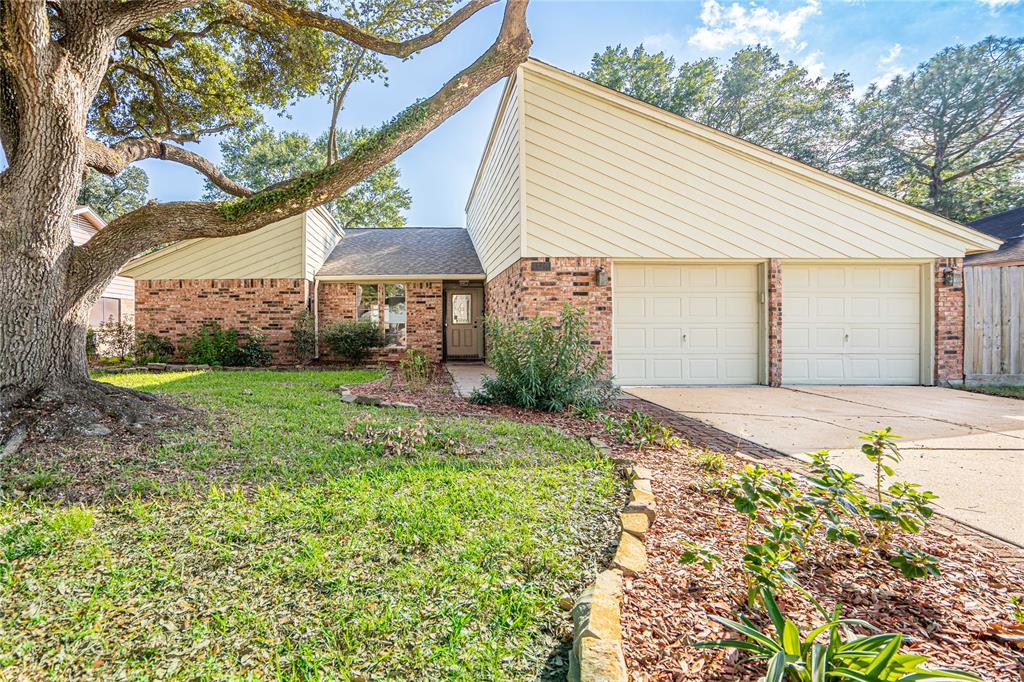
[451,294,471,324]
[102,297,120,323]
[356,284,379,322]
[384,283,406,346]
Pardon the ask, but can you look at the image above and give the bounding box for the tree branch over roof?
[71,0,531,301]
[243,0,499,58]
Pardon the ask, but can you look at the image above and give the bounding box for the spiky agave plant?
[695,588,981,682]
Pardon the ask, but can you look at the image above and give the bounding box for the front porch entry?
[443,283,484,360]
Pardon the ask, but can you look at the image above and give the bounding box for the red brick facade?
[934,257,965,385]
[766,259,783,387]
[484,257,613,360]
[317,281,443,363]
[134,279,309,363]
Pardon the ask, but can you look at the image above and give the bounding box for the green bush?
[321,320,384,363]
[399,348,430,388]
[290,309,316,363]
[135,332,174,363]
[471,304,617,412]
[179,322,271,367]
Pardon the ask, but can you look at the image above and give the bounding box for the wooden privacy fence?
[965,265,1024,384]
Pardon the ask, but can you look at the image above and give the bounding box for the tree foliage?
[204,126,411,227]
[585,37,1024,222]
[77,167,149,222]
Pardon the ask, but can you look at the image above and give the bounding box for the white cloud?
[977,0,1020,8]
[800,50,825,79]
[688,0,821,52]
[871,43,911,89]
[640,32,685,56]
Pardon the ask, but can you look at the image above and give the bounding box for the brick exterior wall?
[317,281,443,363]
[766,259,783,387]
[934,257,965,385]
[484,257,613,361]
[134,279,309,363]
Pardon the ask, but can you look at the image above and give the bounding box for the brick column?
[934,257,965,385]
[766,259,783,387]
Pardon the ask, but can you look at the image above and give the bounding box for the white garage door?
[783,264,921,385]
[613,263,760,385]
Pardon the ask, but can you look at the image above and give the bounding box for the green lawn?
[959,383,1024,400]
[0,371,620,681]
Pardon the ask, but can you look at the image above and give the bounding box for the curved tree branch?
[244,0,499,58]
[72,0,531,303]
[105,1,201,36]
[83,136,253,197]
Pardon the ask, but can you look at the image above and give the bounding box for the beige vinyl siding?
[519,64,996,260]
[70,214,98,247]
[465,78,522,280]
[123,214,305,280]
[304,206,342,279]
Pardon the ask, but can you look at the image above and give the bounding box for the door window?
[451,294,471,324]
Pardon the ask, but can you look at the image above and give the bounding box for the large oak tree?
[0,0,531,430]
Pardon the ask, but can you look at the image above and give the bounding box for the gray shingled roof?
[317,228,484,278]
[967,207,1023,265]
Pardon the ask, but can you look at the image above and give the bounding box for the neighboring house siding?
[71,212,135,321]
[124,214,305,280]
[71,214,98,246]
[518,65,985,260]
[318,281,443,363]
[135,278,308,363]
[304,207,342,280]
[466,79,522,281]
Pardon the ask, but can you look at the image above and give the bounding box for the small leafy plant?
[290,309,316,363]
[136,331,174,363]
[679,540,722,571]
[600,410,681,450]
[696,587,982,682]
[321,320,385,363]
[95,316,137,361]
[179,322,271,367]
[694,448,725,472]
[398,348,430,389]
[471,304,618,412]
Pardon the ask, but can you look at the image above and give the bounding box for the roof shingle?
[317,228,484,278]
[967,207,1024,265]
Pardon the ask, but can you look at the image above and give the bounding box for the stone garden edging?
[569,451,657,682]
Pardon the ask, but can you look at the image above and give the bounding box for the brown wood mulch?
[620,444,1024,682]
[356,371,1024,681]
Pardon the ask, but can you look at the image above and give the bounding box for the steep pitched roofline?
[512,58,1001,254]
[465,73,519,214]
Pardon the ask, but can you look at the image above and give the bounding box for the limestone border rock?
[568,462,657,682]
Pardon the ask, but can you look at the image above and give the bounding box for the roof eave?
[315,273,486,282]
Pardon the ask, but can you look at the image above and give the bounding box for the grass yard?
[959,383,1024,400]
[0,371,621,681]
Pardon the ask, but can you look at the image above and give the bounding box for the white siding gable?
[465,77,523,281]
[518,62,999,260]
[303,206,343,279]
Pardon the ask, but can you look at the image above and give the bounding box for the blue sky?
[140,0,1024,226]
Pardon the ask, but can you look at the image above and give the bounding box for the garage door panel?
[614,263,759,385]
[783,264,921,385]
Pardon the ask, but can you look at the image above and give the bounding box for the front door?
[445,288,483,359]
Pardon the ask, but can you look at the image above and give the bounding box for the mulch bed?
[620,445,1024,681]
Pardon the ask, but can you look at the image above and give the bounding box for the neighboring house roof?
[317,228,485,280]
[72,205,107,232]
[967,207,1023,266]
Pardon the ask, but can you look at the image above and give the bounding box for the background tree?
[77,166,150,222]
[852,36,1024,221]
[0,0,532,429]
[204,125,412,227]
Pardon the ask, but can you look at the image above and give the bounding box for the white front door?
[782,264,922,384]
[613,263,760,385]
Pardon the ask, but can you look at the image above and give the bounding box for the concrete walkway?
[445,362,493,398]
[626,385,1024,547]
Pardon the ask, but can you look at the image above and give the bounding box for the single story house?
[966,207,1024,267]
[73,205,135,327]
[123,59,1001,386]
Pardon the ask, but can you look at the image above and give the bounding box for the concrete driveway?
[626,386,1024,547]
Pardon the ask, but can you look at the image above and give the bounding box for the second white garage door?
[613,263,760,385]
[783,264,922,385]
